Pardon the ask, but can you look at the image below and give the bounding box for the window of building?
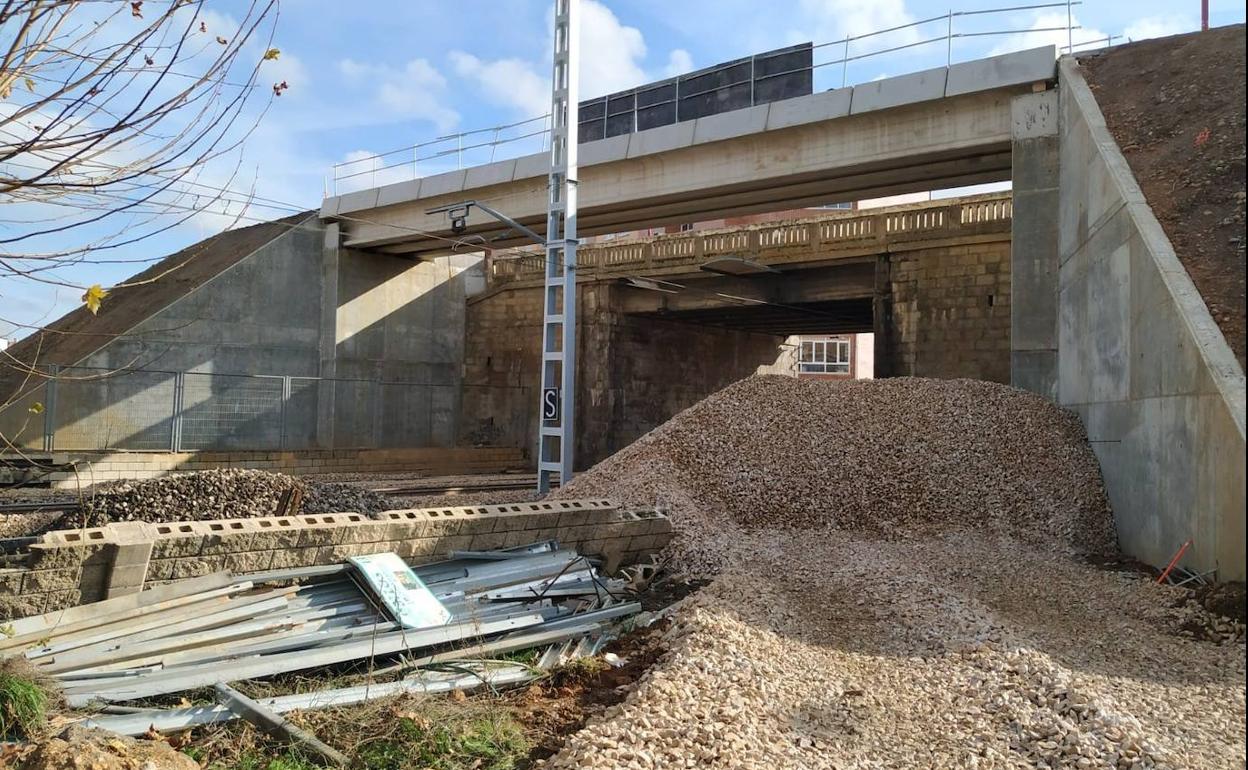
[798,338,851,373]
[678,223,694,232]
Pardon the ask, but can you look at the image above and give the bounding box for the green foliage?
[355,709,529,770]
[208,750,318,770]
[0,670,49,740]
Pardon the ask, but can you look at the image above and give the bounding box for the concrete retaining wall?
[1057,59,1246,579]
[23,446,525,488]
[0,499,670,620]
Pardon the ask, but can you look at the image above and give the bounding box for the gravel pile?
[543,531,1246,770]
[59,469,391,528]
[556,375,1116,573]
[300,481,390,516]
[542,375,1243,769]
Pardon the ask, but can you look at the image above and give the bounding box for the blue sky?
[2,0,1244,338]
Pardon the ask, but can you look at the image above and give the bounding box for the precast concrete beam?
[323,47,1054,257]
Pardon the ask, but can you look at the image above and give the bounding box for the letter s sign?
[542,388,560,421]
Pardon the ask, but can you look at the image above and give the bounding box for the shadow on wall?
[0,226,487,453]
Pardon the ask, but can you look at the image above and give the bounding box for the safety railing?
[330,2,1109,195]
[487,194,1013,285]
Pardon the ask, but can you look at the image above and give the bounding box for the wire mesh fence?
[0,366,525,453]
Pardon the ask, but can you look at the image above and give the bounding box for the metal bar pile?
[1,540,638,715]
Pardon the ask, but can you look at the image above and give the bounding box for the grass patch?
[354,705,528,770]
[0,662,50,741]
[190,692,530,770]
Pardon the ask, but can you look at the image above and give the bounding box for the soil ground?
[1080,25,1247,368]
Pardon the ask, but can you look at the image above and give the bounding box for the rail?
[329,2,1103,194]
[487,195,1013,286]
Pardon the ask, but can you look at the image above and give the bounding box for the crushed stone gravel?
[52,469,392,529]
[557,375,1117,574]
[544,375,1244,769]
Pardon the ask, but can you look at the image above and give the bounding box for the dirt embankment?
[1080,25,1247,368]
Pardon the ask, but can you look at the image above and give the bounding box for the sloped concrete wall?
[1057,59,1246,579]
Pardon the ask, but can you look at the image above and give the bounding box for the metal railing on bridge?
[328,2,1128,194]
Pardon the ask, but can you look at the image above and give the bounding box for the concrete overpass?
[320,46,1055,259]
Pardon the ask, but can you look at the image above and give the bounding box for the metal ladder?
[537,0,579,494]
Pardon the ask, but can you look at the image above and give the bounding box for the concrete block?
[146,559,176,581]
[765,88,851,131]
[224,551,277,575]
[692,103,771,146]
[512,151,549,180]
[947,46,1055,98]
[0,570,25,594]
[268,548,322,569]
[150,535,204,559]
[580,134,631,166]
[334,187,379,214]
[850,67,948,114]
[199,531,256,555]
[173,557,223,579]
[26,544,107,570]
[340,521,392,545]
[413,169,466,199]
[40,590,81,614]
[469,532,507,551]
[1011,89,1058,140]
[556,509,593,528]
[464,159,517,189]
[626,121,695,159]
[21,569,79,594]
[104,563,150,598]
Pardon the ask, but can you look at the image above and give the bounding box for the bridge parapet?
[487,194,1012,287]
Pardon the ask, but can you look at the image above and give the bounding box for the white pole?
[1066,0,1073,55]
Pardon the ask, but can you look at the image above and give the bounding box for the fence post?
[170,371,185,453]
[841,36,849,88]
[42,364,58,452]
[946,10,953,66]
[280,376,291,451]
[372,378,384,449]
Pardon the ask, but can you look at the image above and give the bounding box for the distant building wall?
[460,282,786,468]
[879,241,1012,383]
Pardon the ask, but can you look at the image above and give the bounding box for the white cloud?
[1124,15,1195,42]
[664,49,694,78]
[988,12,1107,57]
[448,0,687,118]
[794,0,918,46]
[337,58,459,131]
[449,52,550,119]
[798,0,918,40]
[579,0,649,96]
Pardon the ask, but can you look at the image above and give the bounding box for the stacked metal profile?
[0,541,638,725]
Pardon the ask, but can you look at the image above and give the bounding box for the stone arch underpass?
[457,194,1013,466]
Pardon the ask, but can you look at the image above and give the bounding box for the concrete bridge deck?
[321,47,1052,258]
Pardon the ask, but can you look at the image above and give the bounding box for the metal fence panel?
[180,373,284,451]
[53,367,176,451]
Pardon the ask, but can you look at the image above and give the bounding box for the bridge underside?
[632,297,874,336]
